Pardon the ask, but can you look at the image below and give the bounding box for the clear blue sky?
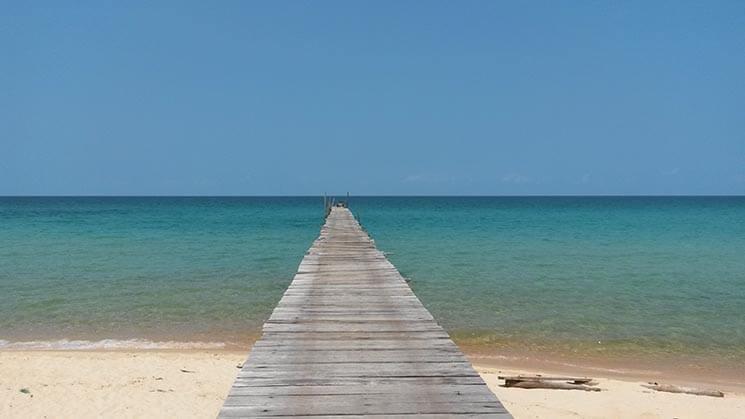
[3,1,744,195]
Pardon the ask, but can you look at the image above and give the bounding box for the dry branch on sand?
[642,382,724,397]
[499,375,601,392]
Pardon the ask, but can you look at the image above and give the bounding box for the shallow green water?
[1,197,744,362]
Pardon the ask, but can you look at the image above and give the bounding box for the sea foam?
[0,339,227,350]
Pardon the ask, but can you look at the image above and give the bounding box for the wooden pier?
[219,206,511,418]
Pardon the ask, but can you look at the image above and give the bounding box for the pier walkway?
[219,207,511,417]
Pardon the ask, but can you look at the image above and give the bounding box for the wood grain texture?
[219,207,511,418]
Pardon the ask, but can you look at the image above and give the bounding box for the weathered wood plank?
[219,402,509,417]
[223,393,502,406]
[219,207,511,418]
[246,349,466,364]
[227,384,498,397]
[229,376,491,388]
[251,342,458,352]
[236,364,479,379]
[256,332,453,341]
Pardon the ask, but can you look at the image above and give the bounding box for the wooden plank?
[225,384,491,397]
[229,376,491,388]
[246,349,466,363]
[251,342,458,351]
[223,415,508,419]
[227,384,497,397]
[219,402,509,417]
[223,393,501,406]
[256,332,453,341]
[236,365,480,379]
[219,207,511,418]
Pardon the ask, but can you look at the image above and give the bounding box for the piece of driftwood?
[506,381,601,391]
[498,375,600,391]
[642,382,724,398]
[499,375,593,384]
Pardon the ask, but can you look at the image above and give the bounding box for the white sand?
[1,351,744,418]
[477,365,745,419]
[0,351,245,419]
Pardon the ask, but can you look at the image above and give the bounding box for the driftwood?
[499,375,594,384]
[642,382,724,398]
[507,380,601,391]
[499,374,600,391]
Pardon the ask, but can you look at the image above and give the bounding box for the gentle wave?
[0,339,227,350]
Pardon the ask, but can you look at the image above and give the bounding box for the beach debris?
[236,363,244,369]
[19,388,31,394]
[642,382,724,398]
[179,368,195,373]
[499,374,601,391]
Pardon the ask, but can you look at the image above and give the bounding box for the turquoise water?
[0,197,320,347]
[354,197,745,363]
[1,197,744,362]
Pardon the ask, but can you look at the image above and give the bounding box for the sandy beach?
[2,350,743,419]
[0,351,244,419]
[6,0,743,416]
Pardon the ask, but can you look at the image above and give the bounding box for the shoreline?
[461,345,745,394]
[3,338,743,392]
[2,349,744,418]
[3,342,744,391]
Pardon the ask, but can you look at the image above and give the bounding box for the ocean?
[1,197,744,368]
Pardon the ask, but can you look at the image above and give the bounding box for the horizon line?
[2,194,744,198]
